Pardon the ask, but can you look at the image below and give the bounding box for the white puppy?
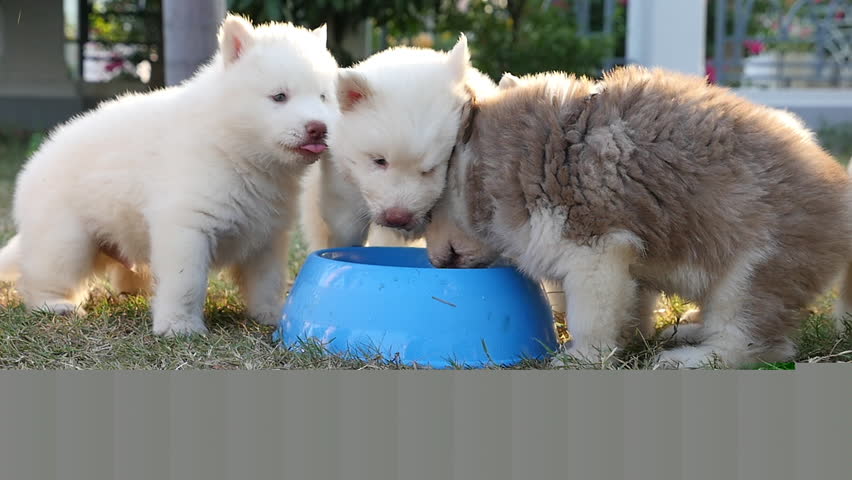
[299,36,497,251]
[0,15,339,335]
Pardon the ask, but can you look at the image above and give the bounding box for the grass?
[1,128,851,370]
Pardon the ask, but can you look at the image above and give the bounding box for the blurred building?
[0,0,166,130]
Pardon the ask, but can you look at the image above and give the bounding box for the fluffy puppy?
[0,15,339,335]
[299,36,497,251]
[426,67,852,368]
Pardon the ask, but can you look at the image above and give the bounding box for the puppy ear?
[498,73,520,90]
[446,34,471,83]
[219,14,255,66]
[312,24,328,46]
[337,69,372,112]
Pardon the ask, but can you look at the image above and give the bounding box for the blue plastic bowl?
[273,247,558,368]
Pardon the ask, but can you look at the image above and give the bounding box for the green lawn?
[1,128,851,369]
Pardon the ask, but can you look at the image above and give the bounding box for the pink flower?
[705,60,717,84]
[836,10,846,20]
[105,57,124,72]
[743,39,765,55]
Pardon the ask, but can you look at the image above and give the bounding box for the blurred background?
[0,0,850,178]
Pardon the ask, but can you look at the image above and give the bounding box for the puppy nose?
[383,208,414,228]
[305,121,327,142]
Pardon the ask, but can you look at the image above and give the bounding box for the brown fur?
[437,66,852,365]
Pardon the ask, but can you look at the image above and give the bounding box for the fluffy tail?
[0,235,21,282]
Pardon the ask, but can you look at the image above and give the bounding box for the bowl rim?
[307,246,517,273]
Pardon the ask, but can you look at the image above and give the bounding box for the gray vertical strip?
[796,364,852,480]
[396,372,453,480]
[223,372,288,479]
[224,373,258,479]
[681,372,739,480]
[248,373,288,478]
[795,364,819,479]
[112,373,171,480]
[278,372,339,480]
[336,373,399,480]
[622,372,683,480]
[55,373,115,480]
[169,372,229,480]
[0,373,57,480]
[545,373,625,479]
[736,372,797,480]
[451,372,513,480]
[509,373,572,479]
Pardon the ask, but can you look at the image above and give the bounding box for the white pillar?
[626,0,708,76]
[163,0,226,86]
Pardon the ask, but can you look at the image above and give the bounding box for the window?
[65,0,163,86]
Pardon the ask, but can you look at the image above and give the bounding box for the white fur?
[0,15,339,335]
[505,210,641,362]
[300,37,490,252]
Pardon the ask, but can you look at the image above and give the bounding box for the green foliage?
[817,123,852,164]
[228,0,617,76]
[435,0,614,80]
[227,0,432,65]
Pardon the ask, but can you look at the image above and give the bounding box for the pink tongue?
[300,144,327,154]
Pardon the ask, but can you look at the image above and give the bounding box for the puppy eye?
[421,166,437,176]
[373,158,388,169]
[320,93,327,102]
[271,93,287,103]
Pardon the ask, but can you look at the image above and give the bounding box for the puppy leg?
[833,260,852,333]
[301,159,370,250]
[622,285,659,342]
[657,308,706,345]
[656,252,797,369]
[231,232,290,326]
[542,279,566,314]
[299,165,334,250]
[17,215,96,315]
[554,241,637,363]
[100,256,152,296]
[149,225,210,336]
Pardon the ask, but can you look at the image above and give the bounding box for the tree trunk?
[162,0,226,86]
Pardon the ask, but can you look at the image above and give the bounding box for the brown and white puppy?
[426,67,852,368]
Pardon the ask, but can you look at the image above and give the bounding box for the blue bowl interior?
[317,246,513,270]
[318,247,435,268]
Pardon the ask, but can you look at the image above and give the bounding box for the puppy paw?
[653,345,721,369]
[153,315,208,337]
[248,306,283,326]
[36,301,85,317]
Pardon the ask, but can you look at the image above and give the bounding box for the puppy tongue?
[300,144,327,154]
